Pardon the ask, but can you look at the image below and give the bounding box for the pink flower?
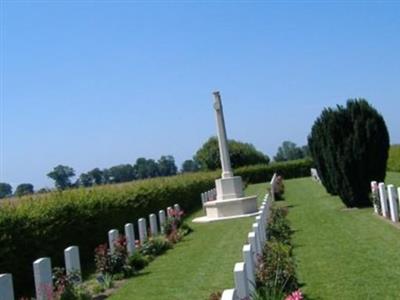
[285,290,303,300]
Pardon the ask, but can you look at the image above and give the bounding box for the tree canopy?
[274,141,308,162]
[194,136,269,170]
[15,183,34,197]
[47,165,75,190]
[0,183,12,199]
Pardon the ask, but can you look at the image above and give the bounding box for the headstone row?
[220,183,272,299]
[200,188,217,206]
[1,203,182,300]
[371,181,400,223]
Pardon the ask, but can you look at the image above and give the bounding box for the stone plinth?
[216,176,244,200]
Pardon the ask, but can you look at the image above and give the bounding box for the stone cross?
[33,258,53,300]
[149,214,158,236]
[64,246,82,282]
[213,91,233,179]
[124,223,136,255]
[108,229,119,254]
[0,273,14,300]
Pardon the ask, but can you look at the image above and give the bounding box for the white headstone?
[370,181,379,214]
[108,229,119,253]
[234,262,249,299]
[242,244,255,294]
[0,274,14,300]
[252,223,263,253]
[149,214,159,236]
[255,216,265,244]
[33,258,53,300]
[124,223,136,255]
[159,210,166,233]
[221,289,238,300]
[378,183,389,218]
[138,218,148,244]
[64,246,81,282]
[248,232,258,263]
[167,206,174,217]
[388,185,399,222]
[174,204,181,220]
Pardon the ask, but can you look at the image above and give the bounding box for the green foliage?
[140,236,173,257]
[0,172,216,296]
[256,206,298,295]
[133,157,160,179]
[274,141,308,162]
[77,173,92,187]
[387,145,400,172]
[194,136,270,170]
[87,168,104,185]
[15,183,34,197]
[181,159,200,173]
[47,165,76,190]
[267,207,292,245]
[106,164,136,183]
[127,252,149,271]
[53,267,91,300]
[235,159,313,184]
[0,182,12,198]
[157,155,178,177]
[308,99,390,207]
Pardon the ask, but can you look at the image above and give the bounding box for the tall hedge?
[0,160,311,296]
[0,172,217,296]
[308,99,389,207]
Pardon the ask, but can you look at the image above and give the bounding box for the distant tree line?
[0,136,272,196]
[48,155,179,190]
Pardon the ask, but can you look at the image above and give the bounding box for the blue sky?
[1,1,399,189]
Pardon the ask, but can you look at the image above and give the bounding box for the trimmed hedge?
[0,172,217,296]
[388,145,400,172]
[235,159,313,184]
[0,160,312,296]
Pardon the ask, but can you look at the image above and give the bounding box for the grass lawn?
[284,171,400,300]
[109,183,267,300]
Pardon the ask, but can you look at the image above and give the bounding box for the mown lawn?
[284,171,400,300]
[109,183,267,300]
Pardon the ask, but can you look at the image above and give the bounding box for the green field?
[110,172,400,299]
[109,184,267,300]
[285,172,400,299]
